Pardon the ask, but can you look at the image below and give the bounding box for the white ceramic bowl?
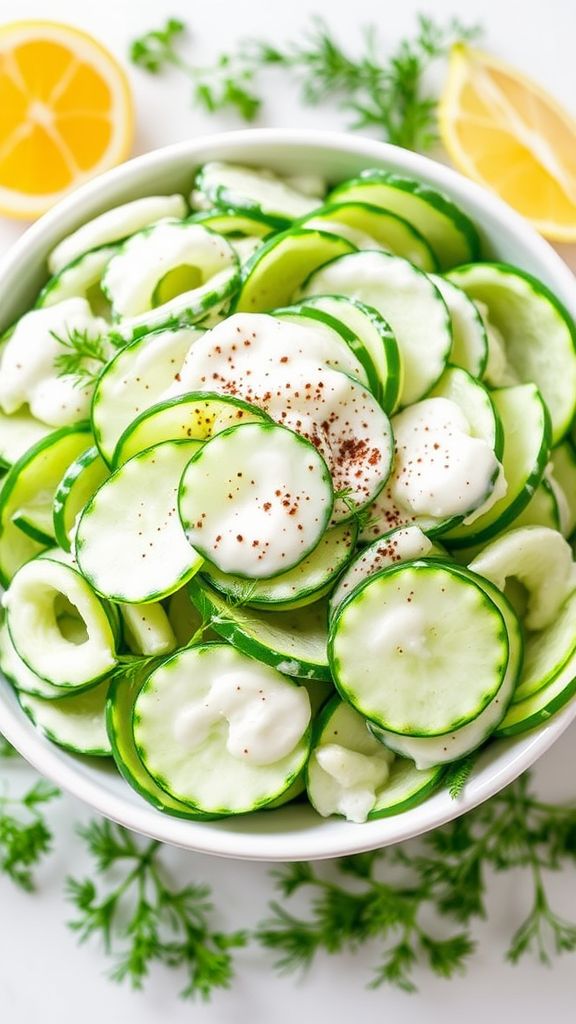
[1,129,575,861]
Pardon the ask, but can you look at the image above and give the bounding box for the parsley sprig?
[130,15,480,150]
[66,819,247,1000]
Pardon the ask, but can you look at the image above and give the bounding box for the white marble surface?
[1,0,576,1019]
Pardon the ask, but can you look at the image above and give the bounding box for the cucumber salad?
[1,159,576,824]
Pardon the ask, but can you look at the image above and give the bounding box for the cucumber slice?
[297,201,438,271]
[300,295,401,414]
[166,586,208,646]
[429,275,488,379]
[113,392,270,468]
[168,313,394,523]
[106,671,214,818]
[188,209,281,236]
[0,408,52,468]
[235,229,355,313]
[442,384,551,547]
[11,500,55,545]
[179,422,333,579]
[360,383,504,542]
[329,561,509,737]
[0,424,90,585]
[133,643,312,814]
[330,525,435,615]
[513,591,576,704]
[446,263,576,444]
[307,698,442,821]
[76,440,204,604]
[19,678,111,756]
[36,245,116,317]
[327,171,480,269]
[272,305,375,393]
[203,521,357,610]
[5,556,117,687]
[0,621,73,699]
[511,479,560,531]
[550,440,576,536]
[121,603,177,657]
[48,194,188,274]
[190,578,331,680]
[102,221,239,324]
[53,445,109,551]
[369,566,522,767]
[300,250,452,406]
[195,162,323,226]
[91,324,203,464]
[469,526,576,631]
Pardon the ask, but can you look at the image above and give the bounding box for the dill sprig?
[130,15,481,150]
[0,776,60,890]
[66,819,247,1000]
[51,326,111,389]
[256,773,576,991]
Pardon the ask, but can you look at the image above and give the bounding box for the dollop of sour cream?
[0,298,109,427]
[313,743,393,823]
[377,396,507,525]
[173,668,311,766]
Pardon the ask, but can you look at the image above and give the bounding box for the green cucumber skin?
[189,580,332,681]
[11,515,54,547]
[53,445,108,551]
[18,690,112,757]
[494,673,576,738]
[106,672,220,820]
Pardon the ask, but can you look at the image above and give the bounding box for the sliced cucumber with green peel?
[512,590,576,705]
[190,577,331,680]
[113,392,270,468]
[429,365,502,458]
[36,245,116,317]
[300,250,452,405]
[19,678,112,756]
[189,208,281,236]
[329,561,509,736]
[179,422,333,579]
[11,500,55,545]
[48,194,188,275]
[121,603,177,657]
[0,408,52,468]
[469,526,576,631]
[203,521,357,611]
[53,445,109,550]
[511,479,560,532]
[133,643,312,815]
[442,384,551,547]
[106,671,214,818]
[301,294,401,412]
[0,622,73,699]
[327,170,480,269]
[272,304,377,393]
[307,697,442,821]
[297,201,438,271]
[76,440,204,604]
[194,162,323,227]
[446,263,576,444]
[0,423,91,585]
[369,566,522,767]
[166,586,209,646]
[234,229,355,313]
[5,556,117,687]
[91,324,203,464]
[330,525,436,615]
[550,440,576,536]
[429,275,488,379]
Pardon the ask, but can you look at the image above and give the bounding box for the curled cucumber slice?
[19,678,112,756]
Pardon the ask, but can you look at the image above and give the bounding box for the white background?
[1,0,576,1020]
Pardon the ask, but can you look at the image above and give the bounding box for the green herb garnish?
[130,14,480,150]
[52,326,110,389]
[0,774,60,891]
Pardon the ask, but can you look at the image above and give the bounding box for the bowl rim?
[1,127,575,862]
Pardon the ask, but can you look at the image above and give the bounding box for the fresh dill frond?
[444,754,477,799]
[52,326,110,389]
[0,778,60,890]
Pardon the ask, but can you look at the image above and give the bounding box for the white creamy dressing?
[303,217,384,251]
[180,422,332,578]
[544,462,571,537]
[102,221,235,318]
[198,162,324,219]
[173,666,311,766]
[363,397,506,534]
[230,236,263,265]
[0,298,109,427]
[48,194,188,274]
[312,743,393,823]
[330,525,433,612]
